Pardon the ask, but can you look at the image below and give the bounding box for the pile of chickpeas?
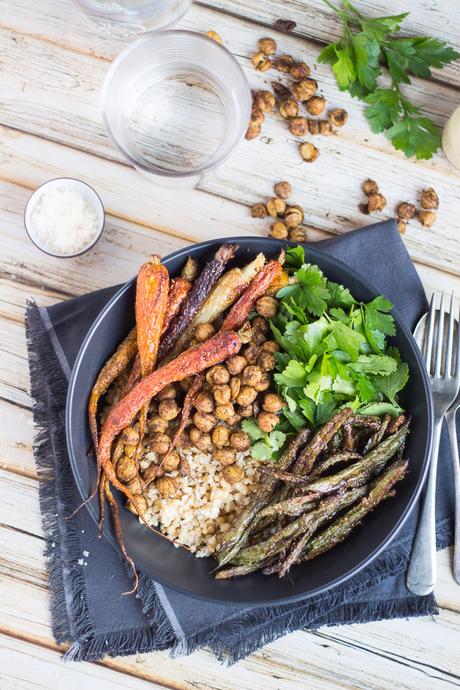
[142,292,286,492]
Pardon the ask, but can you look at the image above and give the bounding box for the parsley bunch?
[270,246,409,434]
[318,0,459,159]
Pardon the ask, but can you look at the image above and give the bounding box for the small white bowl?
[24,178,105,258]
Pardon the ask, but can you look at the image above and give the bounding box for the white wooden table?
[1,1,460,687]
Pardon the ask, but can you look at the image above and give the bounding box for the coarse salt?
[30,187,100,255]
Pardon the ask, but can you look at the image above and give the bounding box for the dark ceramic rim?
[24,177,105,259]
[66,237,433,606]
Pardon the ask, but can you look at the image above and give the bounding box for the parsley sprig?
[318,0,459,159]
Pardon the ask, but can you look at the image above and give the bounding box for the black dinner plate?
[66,237,433,606]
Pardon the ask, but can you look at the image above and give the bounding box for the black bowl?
[66,237,432,606]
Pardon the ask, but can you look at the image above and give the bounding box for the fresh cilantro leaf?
[387,37,460,79]
[332,375,355,396]
[274,360,308,388]
[355,374,377,403]
[329,307,350,324]
[302,317,330,356]
[269,430,287,452]
[331,43,357,91]
[284,244,305,270]
[283,408,306,431]
[318,41,340,66]
[358,402,402,416]
[241,418,265,442]
[373,361,409,404]
[303,369,333,404]
[348,354,397,376]
[251,441,274,461]
[316,397,338,425]
[296,265,331,316]
[386,115,441,160]
[362,296,396,353]
[299,397,316,425]
[326,321,367,361]
[327,281,356,307]
[364,88,401,133]
[351,33,381,92]
[360,13,409,41]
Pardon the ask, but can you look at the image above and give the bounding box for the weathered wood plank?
[1,527,459,690]
[2,0,459,88]
[0,634,169,690]
[200,0,460,88]
[1,125,460,281]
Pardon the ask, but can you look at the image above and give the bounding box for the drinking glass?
[74,0,191,37]
[102,31,252,187]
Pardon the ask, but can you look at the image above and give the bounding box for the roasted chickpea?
[267,197,287,217]
[274,54,294,73]
[420,187,439,210]
[120,425,139,445]
[254,372,271,392]
[256,295,278,318]
[258,36,277,55]
[156,383,177,400]
[149,415,169,434]
[418,210,436,227]
[227,355,247,375]
[215,402,235,421]
[196,432,213,452]
[158,399,180,421]
[274,181,292,200]
[116,454,138,482]
[194,323,215,342]
[223,465,245,483]
[206,365,230,386]
[306,95,326,116]
[245,119,262,140]
[263,392,285,413]
[367,193,386,213]
[143,463,162,483]
[229,377,241,401]
[242,364,263,386]
[155,476,178,498]
[194,391,214,413]
[215,447,237,466]
[252,329,267,346]
[289,116,309,137]
[262,339,279,353]
[252,315,269,333]
[238,404,254,418]
[193,411,217,433]
[228,413,242,426]
[290,78,318,101]
[212,424,230,448]
[284,205,304,228]
[362,179,379,196]
[230,431,251,451]
[254,90,276,113]
[258,350,276,371]
[258,411,279,433]
[126,495,148,515]
[243,343,261,364]
[269,221,288,240]
[290,61,310,80]
[189,426,203,446]
[236,385,258,406]
[279,98,299,120]
[162,450,181,472]
[127,476,143,495]
[251,202,267,219]
[213,384,231,405]
[252,51,271,72]
[149,432,170,455]
[299,141,320,162]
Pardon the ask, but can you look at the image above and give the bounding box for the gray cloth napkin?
[26,220,455,663]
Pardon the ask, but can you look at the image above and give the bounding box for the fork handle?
[446,408,460,584]
[407,419,443,596]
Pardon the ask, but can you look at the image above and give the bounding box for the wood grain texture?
[200,0,460,88]
[0,0,459,687]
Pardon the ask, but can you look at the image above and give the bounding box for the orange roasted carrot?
[136,255,169,377]
[96,330,241,522]
[222,260,282,332]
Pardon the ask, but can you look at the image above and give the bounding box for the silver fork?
[407,292,460,595]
